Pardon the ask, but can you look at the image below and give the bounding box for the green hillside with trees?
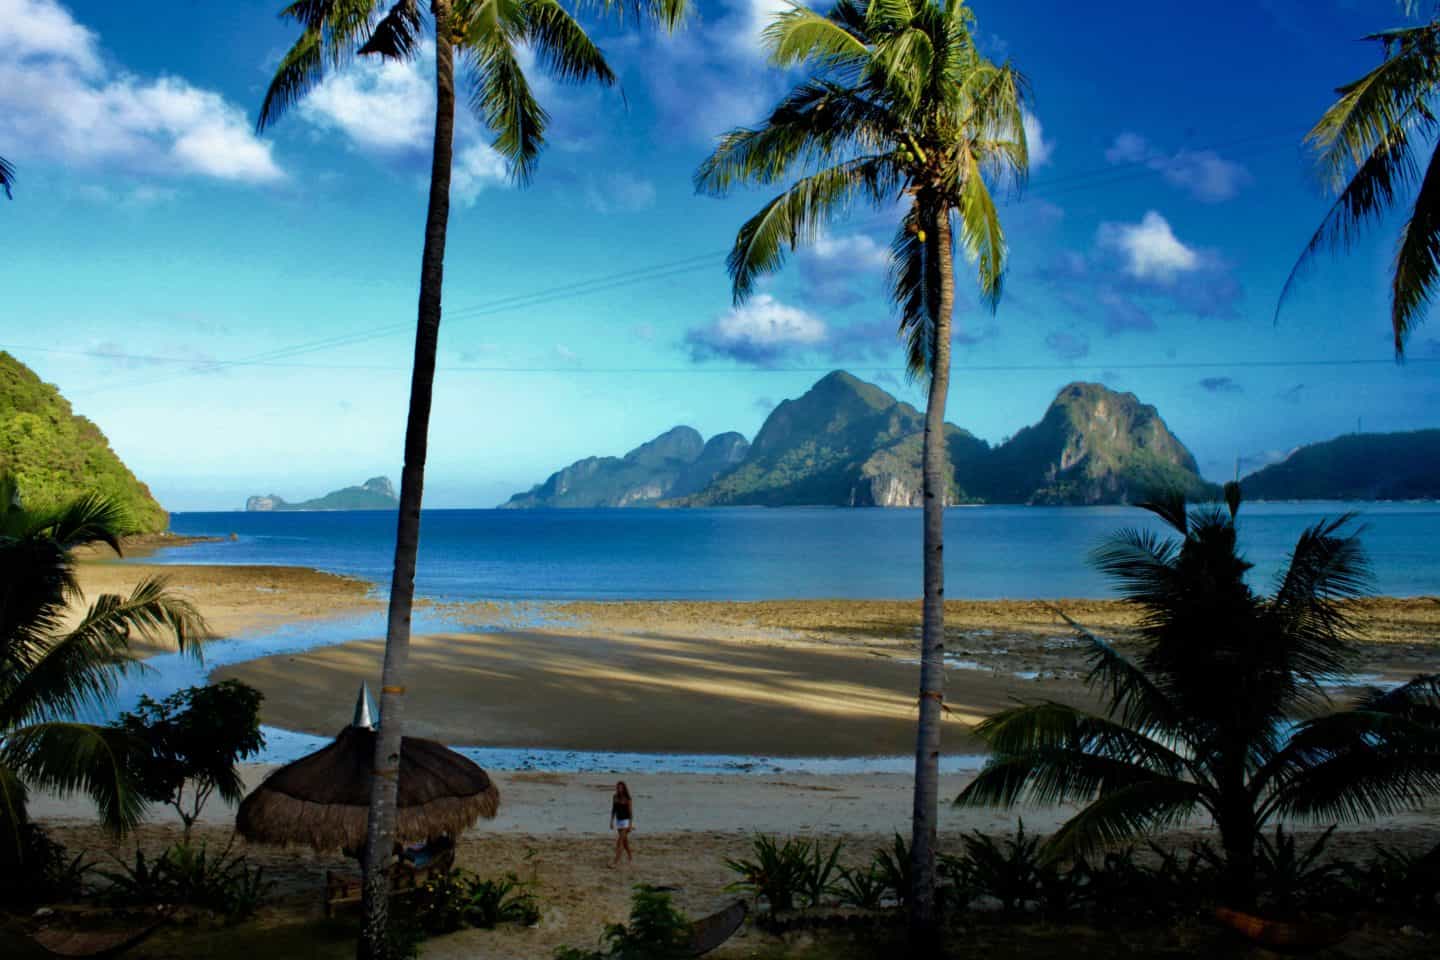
[0,352,167,532]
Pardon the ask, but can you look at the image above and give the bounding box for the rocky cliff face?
[504,372,1218,508]
[499,426,750,508]
[987,383,1215,505]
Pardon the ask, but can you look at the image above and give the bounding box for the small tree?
[115,681,265,843]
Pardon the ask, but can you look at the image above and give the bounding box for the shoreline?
[73,554,1440,759]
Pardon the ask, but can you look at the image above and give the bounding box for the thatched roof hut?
[236,687,499,851]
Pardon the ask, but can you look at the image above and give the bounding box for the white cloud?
[685,295,828,365]
[1022,111,1053,168]
[296,40,516,203]
[0,0,100,74]
[1105,132,1250,202]
[729,0,792,59]
[584,173,657,214]
[1097,211,1200,282]
[300,52,432,152]
[810,232,891,271]
[0,0,281,183]
[452,143,509,205]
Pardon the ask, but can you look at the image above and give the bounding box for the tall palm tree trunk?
[910,201,954,943]
[358,3,455,958]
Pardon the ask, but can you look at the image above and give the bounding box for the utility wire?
[52,127,1316,396]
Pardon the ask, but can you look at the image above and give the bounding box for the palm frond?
[522,0,616,86]
[1057,611,1190,745]
[1268,516,1370,686]
[1088,527,1182,609]
[1391,141,1440,351]
[2,578,206,728]
[3,722,147,834]
[956,153,1006,310]
[890,201,928,376]
[358,0,423,59]
[469,36,548,183]
[572,0,687,30]
[1310,23,1440,195]
[1266,710,1440,823]
[39,493,131,554]
[764,3,868,69]
[1043,779,1204,860]
[726,156,898,302]
[969,701,1192,780]
[258,27,326,131]
[0,156,14,200]
[696,81,893,195]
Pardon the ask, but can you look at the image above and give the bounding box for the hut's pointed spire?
[353,682,378,729]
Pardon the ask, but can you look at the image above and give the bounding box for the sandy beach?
[35,554,1440,957]
[31,766,1440,959]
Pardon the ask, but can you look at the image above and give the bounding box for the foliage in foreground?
[0,824,92,907]
[0,479,206,862]
[115,681,265,843]
[957,487,1440,900]
[407,869,541,935]
[99,841,272,923]
[554,884,691,960]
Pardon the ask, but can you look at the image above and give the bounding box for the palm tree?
[694,0,1026,939]
[0,156,13,200]
[956,487,1440,902]
[1282,6,1440,356]
[256,2,687,955]
[0,479,206,863]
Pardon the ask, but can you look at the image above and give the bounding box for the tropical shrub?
[957,486,1440,904]
[411,869,541,935]
[836,862,888,909]
[554,884,690,960]
[725,834,822,912]
[115,681,265,843]
[98,842,271,922]
[872,834,912,908]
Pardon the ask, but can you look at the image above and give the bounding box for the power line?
[51,127,1318,396]
[12,342,1431,374]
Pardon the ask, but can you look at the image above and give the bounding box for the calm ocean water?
[160,503,1440,601]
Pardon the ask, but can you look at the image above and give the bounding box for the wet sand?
[72,556,380,654]
[216,594,1440,758]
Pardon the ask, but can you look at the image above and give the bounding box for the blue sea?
[159,503,1440,601]
[104,503,1439,771]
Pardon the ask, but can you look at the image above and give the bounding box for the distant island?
[501,371,1220,508]
[0,352,168,532]
[246,476,398,512]
[1242,430,1440,501]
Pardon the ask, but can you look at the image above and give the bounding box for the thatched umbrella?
[236,685,500,851]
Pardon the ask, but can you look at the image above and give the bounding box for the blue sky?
[4,0,1440,511]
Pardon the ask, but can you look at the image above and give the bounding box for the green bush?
[410,869,542,935]
[835,862,888,909]
[555,884,690,960]
[872,834,912,908]
[98,842,271,922]
[724,835,811,912]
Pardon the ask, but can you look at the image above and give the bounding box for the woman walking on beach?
[610,781,634,866]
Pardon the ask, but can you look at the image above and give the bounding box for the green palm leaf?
[726,157,897,302]
[3,722,146,835]
[0,156,14,200]
[1391,141,1440,349]
[1044,779,1205,860]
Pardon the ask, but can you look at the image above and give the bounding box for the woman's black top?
[612,799,632,820]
